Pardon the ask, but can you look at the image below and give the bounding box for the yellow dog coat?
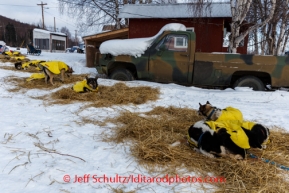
[241,121,257,131]
[72,80,98,93]
[5,51,26,60]
[39,61,69,74]
[216,107,243,125]
[26,73,45,81]
[205,121,250,149]
[22,60,46,69]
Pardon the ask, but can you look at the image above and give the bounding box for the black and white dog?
[241,123,270,149]
[172,120,247,159]
[198,101,270,150]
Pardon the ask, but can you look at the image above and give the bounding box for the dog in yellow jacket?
[15,60,46,70]
[198,101,270,149]
[198,101,243,125]
[38,61,74,85]
[72,76,98,93]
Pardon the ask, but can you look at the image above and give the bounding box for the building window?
[34,39,49,49]
[156,34,188,52]
[162,34,188,52]
[186,27,194,32]
[174,37,187,48]
[52,40,65,50]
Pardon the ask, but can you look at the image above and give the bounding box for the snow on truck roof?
[99,23,186,57]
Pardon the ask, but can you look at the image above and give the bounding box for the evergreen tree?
[5,23,16,46]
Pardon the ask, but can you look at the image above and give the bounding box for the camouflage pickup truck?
[95,30,289,91]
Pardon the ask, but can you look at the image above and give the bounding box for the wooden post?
[54,17,56,32]
[37,2,47,29]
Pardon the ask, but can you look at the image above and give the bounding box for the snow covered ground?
[1,49,289,193]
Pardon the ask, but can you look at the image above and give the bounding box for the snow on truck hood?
[99,23,186,57]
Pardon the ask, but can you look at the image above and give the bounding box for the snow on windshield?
[99,23,186,57]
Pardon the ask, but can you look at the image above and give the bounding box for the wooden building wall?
[83,28,128,67]
[129,18,247,54]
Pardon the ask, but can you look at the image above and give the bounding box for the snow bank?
[99,23,186,57]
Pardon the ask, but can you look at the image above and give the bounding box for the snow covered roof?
[33,28,67,36]
[118,3,231,19]
[82,30,111,38]
[99,23,186,57]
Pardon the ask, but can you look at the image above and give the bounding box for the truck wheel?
[233,76,265,91]
[109,69,135,81]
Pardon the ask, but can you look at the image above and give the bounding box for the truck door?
[148,34,190,83]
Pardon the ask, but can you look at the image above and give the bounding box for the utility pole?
[37,2,47,29]
[54,17,56,32]
[75,30,77,46]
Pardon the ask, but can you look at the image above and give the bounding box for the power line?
[44,10,77,29]
[0,3,37,7]
[0,3,59,8]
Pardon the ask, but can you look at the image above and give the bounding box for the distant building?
[33,29,67,52]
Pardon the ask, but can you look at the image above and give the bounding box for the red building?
[119,3,248,54]
[83,3,248,67]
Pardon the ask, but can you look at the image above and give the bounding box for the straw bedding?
[0,55,29,63]
[4,74,88,92]
[103,106,289,192]
[0,65,40,73]
[0,55,11,63]
[4,72,160,107]
[44,82,160,107]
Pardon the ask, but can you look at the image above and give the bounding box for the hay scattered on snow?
[0,65,40,73]
[4,74,160,107]
[42,82,160,107]
[0,54,29,63]
[103,106,289,192]
[0,55,11,62]
[4,74,88,91]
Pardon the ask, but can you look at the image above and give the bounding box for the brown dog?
[198,101,223,121]
[198,101,243,124]
[38,61,74,85]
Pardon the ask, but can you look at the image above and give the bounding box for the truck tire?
[109,69,135,81]
[233,76,265,91]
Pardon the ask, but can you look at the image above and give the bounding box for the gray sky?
[0,0,79,36]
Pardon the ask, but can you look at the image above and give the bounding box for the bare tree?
[187,0,278,54]
[60,26,72,38]
[229,0,276,53]
[281,29,289,54]
[269,0,289,55]
[246,0,289,55]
